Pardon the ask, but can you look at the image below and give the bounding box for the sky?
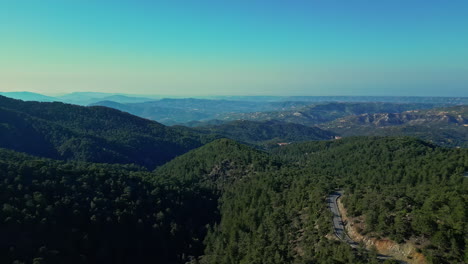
[0,0,467,96]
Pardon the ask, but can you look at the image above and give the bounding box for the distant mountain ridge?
[91,98,313,124]
[328,106,467,127]
[0,95,217,168]
[58,92,157,105]
[2,91,467,105]
[0,92,58,102]
[180,120,336,148]
[218,102,437,126]
[320,105,467,147]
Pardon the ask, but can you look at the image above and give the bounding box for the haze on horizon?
[1,1,467,97]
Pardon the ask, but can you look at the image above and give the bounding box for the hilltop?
[0,95,217,168]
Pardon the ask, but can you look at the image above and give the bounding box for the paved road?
[327,191,397,262]
[327,190,358,247]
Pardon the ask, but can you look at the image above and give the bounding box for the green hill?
[0,147,219,264]
[272,137,468,263]
[0,138,370,263]
[0,95,217,168]
[1,97,466,264]
[156,138,279,189]
[0,139,285,264]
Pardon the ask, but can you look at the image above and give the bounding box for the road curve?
[328,191,398,262]
[327,190,357,247]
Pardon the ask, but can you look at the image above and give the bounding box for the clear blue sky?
[1,0,467,96]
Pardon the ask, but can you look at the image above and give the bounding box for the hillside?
[0,97,466,264]
[0,139,286,264]
[0,92,58,102]
[92,100,213,124]
[0,132,466,264]
[273,137,468,264]
[218,102,436,126]
[0,138,376,264]
[155,138,373,264]
[0,95,217,168]
[176,119,227,127]
[156,138,279,189]
[91,98,313,124]
[321,106,468,147]
[57,92,158,105]
[279,96,468,105]
[182,120,335,147]
[0,147,220,264]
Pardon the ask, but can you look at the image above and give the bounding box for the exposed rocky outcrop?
[337,197,427,264]
[328,106,467,128]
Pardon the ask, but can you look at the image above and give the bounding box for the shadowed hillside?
[0,96,218,168]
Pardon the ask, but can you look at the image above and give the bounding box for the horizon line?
[1,91,467,98]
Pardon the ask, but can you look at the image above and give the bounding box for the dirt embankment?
[337,197,427,264]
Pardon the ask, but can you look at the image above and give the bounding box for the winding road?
[328,191,397,262]
[327,190,357,247]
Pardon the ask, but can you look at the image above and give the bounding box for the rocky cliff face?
[330,106,467,128]
[337,197,427,264]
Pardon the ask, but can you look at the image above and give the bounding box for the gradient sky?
[1,0,467,96]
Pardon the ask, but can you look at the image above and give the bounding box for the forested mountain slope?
[161,137,467,264]
[0,147,219,264]
[0,139,375,264]
[156,139,374,264]
[0,139,288,264]
[0,114,466,264]
[0,96,217,168]
[175,120,335,148]
[155,138,279,189]
[273,137,468,264]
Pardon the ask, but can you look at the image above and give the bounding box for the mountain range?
[90,99,314,124]
[0,95,217,168]
[179,120,336,148]
[320,105,467,147]
[2,91,467,105]
[0,94,466,264]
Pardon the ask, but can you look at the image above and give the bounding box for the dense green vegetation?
[157,139,373,264]
[1,96,466,264]
[1,136,466,264]
[273,137,468,264]
[0,138,375,264]
[200,167,372,264]
[155,138,278,189]
[175,120,335,148]
[0,147,220,264]
[0,96,218,169]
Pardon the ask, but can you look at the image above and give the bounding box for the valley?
[3,1,467,263]
[0,95,466,264]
